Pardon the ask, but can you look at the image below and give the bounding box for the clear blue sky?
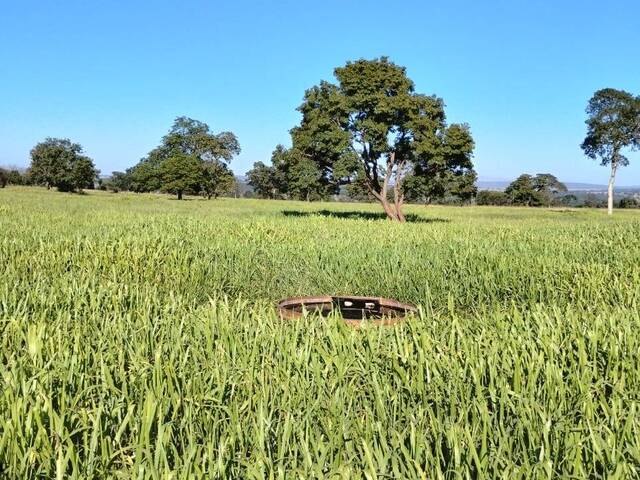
[1,0,639,184]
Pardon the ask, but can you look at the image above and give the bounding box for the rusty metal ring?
[277,295,417,327]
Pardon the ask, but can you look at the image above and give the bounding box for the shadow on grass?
[282,209,449,223]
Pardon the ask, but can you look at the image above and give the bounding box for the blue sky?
[1,0,639,184]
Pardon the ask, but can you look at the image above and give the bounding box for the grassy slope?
[1,187,640,478]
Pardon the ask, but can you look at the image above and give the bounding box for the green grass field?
[2,187,640,478]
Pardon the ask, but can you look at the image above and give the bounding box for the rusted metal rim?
[277,295,417,327]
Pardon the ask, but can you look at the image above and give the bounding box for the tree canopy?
[285,57,475,220]
[246,145,328,201]
[159,154,203,200]
[581,88,640,214]
[532,173,567,206]
[246,161,279,199]
[127,117,240,199]
[28,138,98,192]
[503,173,567,206]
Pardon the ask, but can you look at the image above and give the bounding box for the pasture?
[1,188,640,478]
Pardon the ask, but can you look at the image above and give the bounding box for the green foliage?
[127,117,240,197]
[532,173,567,206]
[247,145,328,201]
[581,88,640,168]
[344,170,375,201]
[476,190,510,206]
[159,154,203,200]
[504,173,568,207]
[505,174,544,206]
[246,161,279,199]
[2,189,640,478]
[582,193,607,209]
[0,169,25,186]
[619,196,639,209]
[105,171,131,193]
[28,138,98,192]
[559,194,578,206]
[289,57,475,220]
[274,145,327,201]
[201,161,235,199]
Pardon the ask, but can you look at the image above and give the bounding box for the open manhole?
[277,296,417,327]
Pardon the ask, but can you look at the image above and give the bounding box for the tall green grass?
[1,188,640,478]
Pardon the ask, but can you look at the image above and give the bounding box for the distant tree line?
[4,65,638,218]
[475,172,640,208]
[8,117,242,199]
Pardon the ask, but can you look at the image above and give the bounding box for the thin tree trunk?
[392,158,407,222]
[608,161,617,215]
[178,191,183,200]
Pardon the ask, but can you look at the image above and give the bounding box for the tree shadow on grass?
[282,209,449,223]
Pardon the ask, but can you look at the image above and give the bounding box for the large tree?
[505,174,543,206]
[289,57,474,221]
[128,117,240,198]
[0,168,7,188]
[581,88,640,215]
[532,173,567,206]
[29,138,98,192]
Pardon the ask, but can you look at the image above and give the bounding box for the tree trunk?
[379,196,398,221]
[178,191,183,200]
[608,162,617,215]
[366,160,406,222]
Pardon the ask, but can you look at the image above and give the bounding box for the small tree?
[402,168,477,205]
[246,161,279,199]
[0,168,7,188]
[289,57,474,221]
[159,154,203,200]
[29,138,98,192]
[581,88,640,215]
